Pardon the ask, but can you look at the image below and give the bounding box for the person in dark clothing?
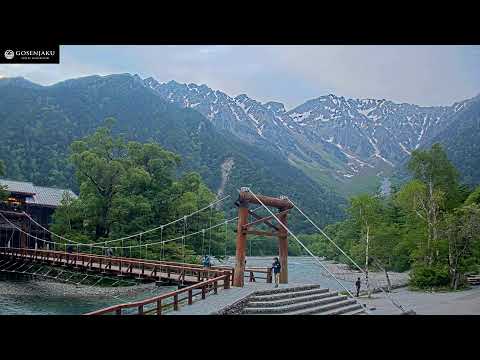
[202,255,212,281]
[272,257,281,288]
[202,255,211,268]
[355,277,361,297]
[66,244,73,254]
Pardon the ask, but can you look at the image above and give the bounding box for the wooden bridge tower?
[234,189,293,287]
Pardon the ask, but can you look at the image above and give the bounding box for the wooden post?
[277,209,288,284]
[224,271,230,289]
[173,294,179,311]
[233,199,249,287]
[20,218,28,249]
[188,289,193,305]
[267,268,272,283]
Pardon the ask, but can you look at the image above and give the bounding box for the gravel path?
[360,286,480,315]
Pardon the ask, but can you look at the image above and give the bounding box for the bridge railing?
[84,273,230,315]
[0,247,227,282]
[0,247,272,283]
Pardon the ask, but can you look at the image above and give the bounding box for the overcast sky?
[1,45,479,109]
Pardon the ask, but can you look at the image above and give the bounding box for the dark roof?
[0,179,77,208]
[0,179,36,195]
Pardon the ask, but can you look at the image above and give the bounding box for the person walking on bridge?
[106,247,114,257]
[355,277,361,297]
[272,257,281,288]
[202,255,211,268]
[202,255,211,281]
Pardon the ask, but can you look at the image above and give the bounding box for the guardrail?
[0,247,272,283]
[84,273,230,315]
[0,247,226,283]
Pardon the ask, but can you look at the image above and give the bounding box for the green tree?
[348,194,383,295]
[395,180,444,265]
[52,120,224,261]
[69,121,127,239]
[0,160,8,201]
[408,143,461,210]
[464,185,480,206]
[441,204,480,289]
[396,144,461,266]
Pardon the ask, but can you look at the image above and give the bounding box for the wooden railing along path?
[84,274,230,315]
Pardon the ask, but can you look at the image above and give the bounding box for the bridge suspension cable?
[0,206,260,251]
[287,196,408,314]
[243,187,370,314]
[21,195,230,247]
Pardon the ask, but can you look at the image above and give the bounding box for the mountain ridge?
[143,75,478,193]
[2,73,479,193]
[0,73,347,229]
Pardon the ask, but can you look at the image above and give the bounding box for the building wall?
[0,198,55,249]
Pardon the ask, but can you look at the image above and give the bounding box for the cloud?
[0,45,478,108]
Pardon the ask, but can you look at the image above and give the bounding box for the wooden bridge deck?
[0,247,272,286]
[0,247,228,285]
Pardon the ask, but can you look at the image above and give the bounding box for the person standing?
[355,277,361,297]
[272,257,281,288]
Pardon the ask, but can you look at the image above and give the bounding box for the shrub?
[409,264,450,289]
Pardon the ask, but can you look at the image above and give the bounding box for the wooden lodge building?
[0,179,77,249]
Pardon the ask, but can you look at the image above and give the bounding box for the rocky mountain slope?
[0,74,346,228]
[146,78,479,192]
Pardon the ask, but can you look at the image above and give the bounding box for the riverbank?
[0,277,176,315]
[214,256,410,290]
[359,286,480,315]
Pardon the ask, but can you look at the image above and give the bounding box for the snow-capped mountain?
[144,78,302,158]
[144,77,476,188]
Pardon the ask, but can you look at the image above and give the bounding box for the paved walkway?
[167,282,480,315]
[360,286,480,315]
[166,282,309,315]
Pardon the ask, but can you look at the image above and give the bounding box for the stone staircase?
[241,285,366,315]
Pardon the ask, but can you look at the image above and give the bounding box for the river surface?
[1,256,400,315]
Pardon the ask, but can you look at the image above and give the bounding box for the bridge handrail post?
[224,272,230,289]
[173,294,179,311]
[214,280,218,294]
[188,289,193,305]
[267,268,272,283]
[156,300,162,315]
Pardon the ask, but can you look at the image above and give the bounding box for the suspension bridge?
[0,187,410,315]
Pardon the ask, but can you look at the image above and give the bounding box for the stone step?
[251,284,320,296]
[317,303,365,315]
[340,307,367,315]
[248,291,339,308]
[243,294,348,314]
[280,299,358,315]
[249,288,330,302]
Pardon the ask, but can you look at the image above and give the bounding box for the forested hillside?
[0,75,346,229]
